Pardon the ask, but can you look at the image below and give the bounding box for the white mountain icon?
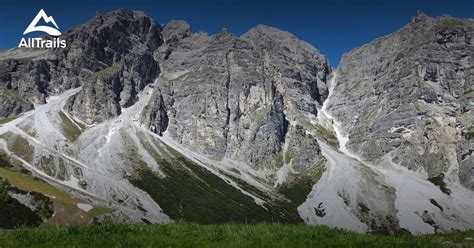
[23,9,61,36]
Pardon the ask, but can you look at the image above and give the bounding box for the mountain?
[0,9,472,234]
[300,11,474,234]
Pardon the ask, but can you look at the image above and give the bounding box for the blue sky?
[0,0,472,66]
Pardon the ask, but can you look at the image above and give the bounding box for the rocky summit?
[0,9,472,235]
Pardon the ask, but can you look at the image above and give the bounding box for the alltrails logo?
[18,9,67,48]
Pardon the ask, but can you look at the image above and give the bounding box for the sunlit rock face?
[141,24,331,169]
[328,12,474,190]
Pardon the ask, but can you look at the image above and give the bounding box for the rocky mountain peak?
[221,25,230,33]
[140,21,331,168]
[65,8,162,62]
[62,9,163,124]
[411,10,431,23]
[161,20,191,43]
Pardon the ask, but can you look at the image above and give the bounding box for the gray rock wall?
[329,12,474,189]
[141,24,331,169]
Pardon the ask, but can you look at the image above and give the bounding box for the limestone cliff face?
[0,59,45,116]
[0,9,162,122]
[140,23,331,169]
[64,9,162,124]
[328,12,474,189]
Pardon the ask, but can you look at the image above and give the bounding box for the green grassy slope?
[128,131,301,224]
[58,111,85,142]
[0,222,472,248]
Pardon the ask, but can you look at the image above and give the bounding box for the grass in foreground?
[0,222,473,248]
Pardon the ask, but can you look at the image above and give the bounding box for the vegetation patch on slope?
[58,111,84,142]
[0,114,20,125]
[430,199,444,212]
[130,132,301,224]
[2,87,25,103]
[0,153,13,168]
[1,133,34,162]
[94,63,122,80]
[0,222,473,248]
[298,120,338,148]
[278,163,325,205]
[440,18,465,27]
[427,173,451,195]
[222,172,302,223]
[0,163,111,226]
[271,152,284,168]
[466,126,474,140]
[0,179,43,229]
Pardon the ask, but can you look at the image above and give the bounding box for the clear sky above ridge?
[0,0,472,66]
